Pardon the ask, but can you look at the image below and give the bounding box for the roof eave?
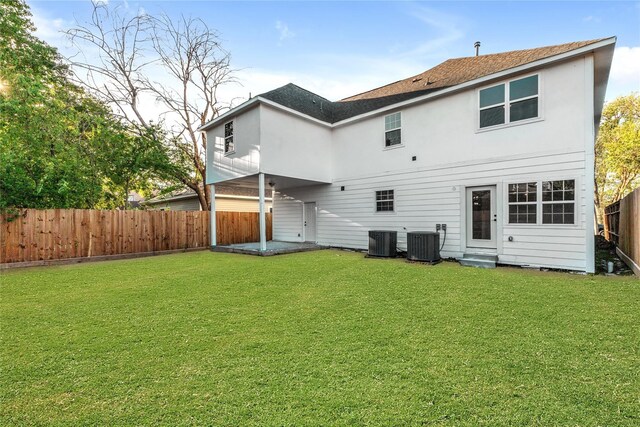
[197,95,333,131]
[592,39,616,130]
[198,97,261,132]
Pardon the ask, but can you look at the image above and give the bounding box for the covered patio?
[209,172,329,253]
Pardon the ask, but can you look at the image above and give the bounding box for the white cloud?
[583,15,602,23]
[401,7,465,59]
[255,6,466,101]
[275,21,295,42]
[30,8,72,47]
[610,46,640,85]
[607,46,640,100]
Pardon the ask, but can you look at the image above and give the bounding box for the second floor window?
[224,121,234,154]
[384,112,401,147]
[479,74,539,129]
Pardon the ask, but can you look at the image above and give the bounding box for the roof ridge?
[446,37,609,61]
[266,83,334,103]
[291,83,335,102]
[338,72,427,103]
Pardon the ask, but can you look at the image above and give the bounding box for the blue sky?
[30,1,640,104]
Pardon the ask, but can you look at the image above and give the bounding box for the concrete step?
[460,253,498,269]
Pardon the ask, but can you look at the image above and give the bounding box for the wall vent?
[368,230,397,257]
[407,231,440,262]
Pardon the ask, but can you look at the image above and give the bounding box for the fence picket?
[605,188,640,273]
[1,209,272,264]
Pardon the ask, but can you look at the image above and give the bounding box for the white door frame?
[303,202,317,243]
[465,185,497,250]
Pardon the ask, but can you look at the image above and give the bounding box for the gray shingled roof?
[260,84,336,123]
[257,39,607,124]
[259,83,438,124]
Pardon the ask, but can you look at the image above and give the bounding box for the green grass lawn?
[1,250,639,426]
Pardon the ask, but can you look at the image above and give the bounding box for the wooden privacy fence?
[605,187,640,275]
[1,209,272,264]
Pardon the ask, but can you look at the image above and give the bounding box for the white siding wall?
[272,56,593,271]
[273,194,304,242]
[206,106,261,184]
[273,150,587,270]
[260,105,332,182]
[331,58,588,179]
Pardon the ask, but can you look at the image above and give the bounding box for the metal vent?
[368,230,397,257]
[407,231,440,262]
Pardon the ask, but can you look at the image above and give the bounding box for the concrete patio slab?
[212,241,327,256]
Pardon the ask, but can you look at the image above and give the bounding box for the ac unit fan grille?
[368,230,397,257]
[407,231,440,262]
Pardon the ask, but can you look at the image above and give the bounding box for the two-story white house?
[200,38,615,272]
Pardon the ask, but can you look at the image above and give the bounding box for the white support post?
[210,184,216,247]
[258,173,267,251]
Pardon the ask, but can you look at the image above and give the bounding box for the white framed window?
[224,120,234,154]
[506,179,576,225]
[479,74,539,129]
[542,180,575,224]
[384,112,401,147]
[508,182,537,224]
[375,189,394,212]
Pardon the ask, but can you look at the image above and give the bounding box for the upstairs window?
[479,74,539,129]
[224,121,234,154]
[384,112,401,147]
[375,190,394,212]
[479,84,505,128]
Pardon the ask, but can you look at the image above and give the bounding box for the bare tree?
[147,14,236,209]
[66,3,153,128]
[65,2,237,209]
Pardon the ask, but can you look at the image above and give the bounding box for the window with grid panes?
[542,180,575,224]
[224,121,234,153]
[508,182,537,224]
[375,190,394,212]
[384,112,401,147]
[479,75,539,128]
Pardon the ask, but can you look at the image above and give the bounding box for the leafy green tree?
[98,123,179,209]
[1,0,100,208]
[0,0,173,210]
[595,93,640,223]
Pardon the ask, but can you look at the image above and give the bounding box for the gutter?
[198,97,260,131]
